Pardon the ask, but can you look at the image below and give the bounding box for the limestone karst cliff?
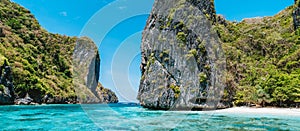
[0,60,15,104]
[138,0,226,110]
[73,37,118,103]
[0,0,118,104]
[294,0,300,29]
[138,0,300,109]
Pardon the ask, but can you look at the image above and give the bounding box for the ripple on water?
[0,104,299,130]
[20,112,46,116]
[17,117,47,121]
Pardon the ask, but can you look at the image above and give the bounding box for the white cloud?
[59,11,67,17]
[118,6,127,10]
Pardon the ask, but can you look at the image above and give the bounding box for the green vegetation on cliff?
[215,2,300,107]
[0,0,118,104]
[0,0,77,102]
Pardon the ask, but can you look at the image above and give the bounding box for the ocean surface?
[0,104,299,131]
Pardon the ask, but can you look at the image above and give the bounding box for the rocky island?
[0,0,299,109]
[138,0,300,110]
[0,0,118,105]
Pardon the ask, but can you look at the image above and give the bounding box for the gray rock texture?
[15,93,35,105]
[138,0,226,110]
[0,60,15,104]
[96,83,118,103]
[73,37,118,103]
[0,27,5,37]
[293,0,300,30]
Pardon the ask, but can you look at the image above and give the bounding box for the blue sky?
[12,0,294,102]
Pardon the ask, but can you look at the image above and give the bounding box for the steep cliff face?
[73,37,100,103]
[139,0,300,109]
[138,0,225,110]
[294,0,300,30]
[0,60,15,104]
[0,0,118,104]
[73,37,118,103]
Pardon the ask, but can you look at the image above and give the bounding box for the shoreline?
[2,103,300,109]
[212,106,300,116]
[1,103,300,116]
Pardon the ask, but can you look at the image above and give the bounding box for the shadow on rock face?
[0,60,15,105]
[138,0,227,111]
[73,37,118,104]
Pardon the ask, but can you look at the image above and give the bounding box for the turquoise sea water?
[0,104,299,130]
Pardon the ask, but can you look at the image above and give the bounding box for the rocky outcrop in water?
[96,83,118,103]
[15,93,34,105]
[138,0,226,110]
[73,37,118,103]
[0,60,15,104]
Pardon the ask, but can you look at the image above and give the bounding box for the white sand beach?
[213,107,300,116]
